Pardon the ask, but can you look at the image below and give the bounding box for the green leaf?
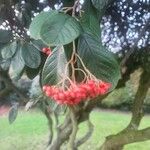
[31,39,47,51]
[11,42,25,79]
[40,13,82,46]
[8,104,19,124]
[78,33,121,90]
[42,46,68,86]
[91,0,112,11]
[25,52,47,80]
[41,46,68,113]
[29,11,58,40]
[21,42,41,68]
[0,30,13,43]
[1,41,17,59]
[81,3,101,41]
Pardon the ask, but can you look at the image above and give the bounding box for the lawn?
[0,109,150,150]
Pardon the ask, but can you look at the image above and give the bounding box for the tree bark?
[68,107,78,150]
[49,123,72,150]
[126,70,150,130]
[100,127,150,150]
[48,111,72,150]
[75,119,94,148]
[99,70,150,150]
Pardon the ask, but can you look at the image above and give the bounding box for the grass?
[0,109,150,150]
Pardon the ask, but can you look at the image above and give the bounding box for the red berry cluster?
[42,47,51,56]
[43,80,111,105]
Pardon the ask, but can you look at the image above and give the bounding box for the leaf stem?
[75,54,98,80]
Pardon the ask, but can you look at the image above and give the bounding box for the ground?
[0,108,150,150]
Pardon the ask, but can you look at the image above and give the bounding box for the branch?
[99,127,150,150]
[68,106,78,150]
[53,111,59,128]
[125,70,150,130]
[60,110,71,130]
[48,95,107,150]
[49,124,72,150]
[75,119,94,147]
[48,111,72,150]
[40,101,53,146]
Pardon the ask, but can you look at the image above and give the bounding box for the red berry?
[87,80,95,87]
[43,80,111,105]
[53,94,59,100]
[46,50,52,56]
[80,84,91,92]
[42,47,52,56]
[63,91,70,98]
[42,48,47,53]
[74,98,81,104]
[80,93,87,99]
[76,93,82,99]
[98,88,107,94]
[45,90,52,97]
[42,85,48,92]
[99,82,111,93]
[57,100,63,104]
[58,92,65,100]
[69,91,76,98]
[53,88,59,95]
